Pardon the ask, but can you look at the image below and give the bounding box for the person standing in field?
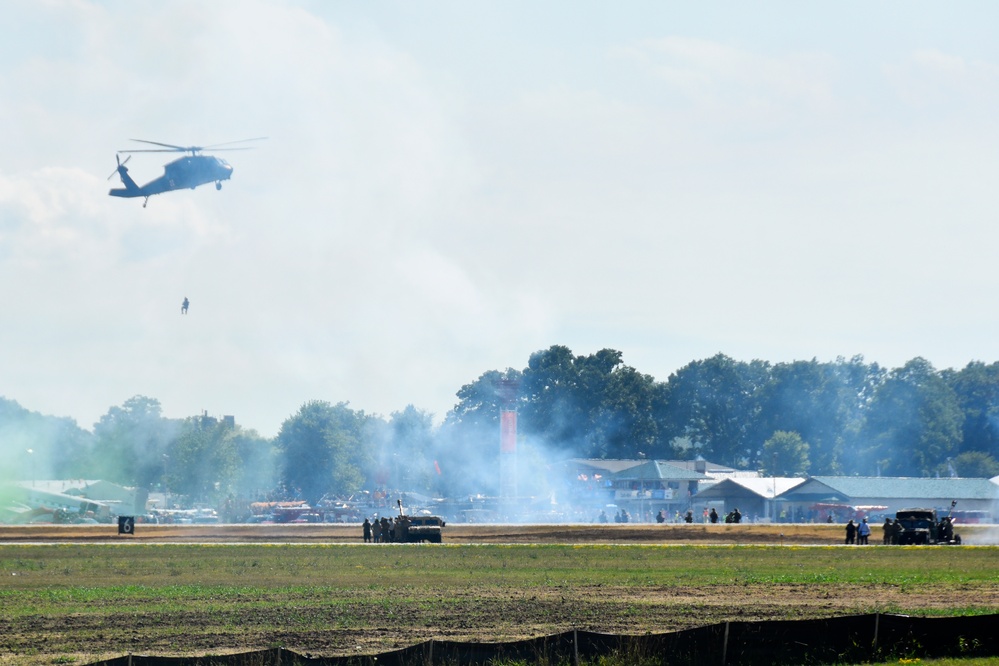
[363,518,372,543]
[857,518,871,545]
[845,519,857,544]
[381,517,392,542]
[882,518,893,544]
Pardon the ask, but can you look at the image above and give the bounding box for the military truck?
[894,508,960,545]
[392,499,446,543]
[396,514,446,543]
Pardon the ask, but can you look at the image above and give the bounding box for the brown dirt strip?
[0,522,994,544]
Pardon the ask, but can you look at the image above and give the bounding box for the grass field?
[2,539,999,665]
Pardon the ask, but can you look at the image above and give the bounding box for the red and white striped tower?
[497,378,520,503]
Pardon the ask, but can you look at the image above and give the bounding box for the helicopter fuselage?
[109,154,233,200]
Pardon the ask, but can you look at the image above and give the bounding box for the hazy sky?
[3,1,999,437]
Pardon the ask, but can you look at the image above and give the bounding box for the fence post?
[873,614,880,654]
[722,621,730,665]
[428,638,434,665]
[573,629,580,666]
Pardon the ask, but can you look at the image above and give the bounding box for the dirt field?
[0,521,994,544]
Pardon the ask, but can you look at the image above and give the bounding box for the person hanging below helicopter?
[181,297,189,314]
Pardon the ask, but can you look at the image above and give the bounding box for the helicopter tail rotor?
[106,154,131,181]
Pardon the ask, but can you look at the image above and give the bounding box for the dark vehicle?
[895,508,961,545]
[396,515,446,543]
[393,499,446,543]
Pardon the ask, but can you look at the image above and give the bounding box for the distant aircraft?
[108,137,266,207]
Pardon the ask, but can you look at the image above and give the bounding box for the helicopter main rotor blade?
[202,137,268,150]
[129,139,191,151]
[119,148,192,153]
[118,147,259,154]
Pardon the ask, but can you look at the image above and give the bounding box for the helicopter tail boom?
[108,154,142,197]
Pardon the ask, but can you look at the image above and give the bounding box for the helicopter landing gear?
[215,181,222,190]
[142,196,149,208]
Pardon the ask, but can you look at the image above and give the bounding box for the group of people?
[361,515,410,543]
[612,506,742,524]
[844,518,872,544]
[879,518,903,545]
[599,506,749,525]
[720,508,742,523]
[655,509,696,523]
[598,509,634,523]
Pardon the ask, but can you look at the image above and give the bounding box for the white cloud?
[613,37,839,122]
[883,48,999,112]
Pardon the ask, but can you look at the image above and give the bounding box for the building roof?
[15,480,104,494]
[694,477,805,500]
[567,459,648,475]
[5,483,113,511]
[609,460,709,482]
[664,459,750,476]
[782,477,999,502]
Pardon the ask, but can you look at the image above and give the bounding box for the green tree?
[662,354,770,467]
[230,428,277,500]
[948,451,999,478]
[0,397,93,481]
[164,416,240,503]
[446,368,522,433]
[860,358,962,476]
[755,357,882,475]
[276,401,369,505]
[518,346,669,459]
[90,396,179,488]
[943,361,999,457]
[519,345,592,448]
[577,351,668,459]
[366,405,438,493]
[759,431,811,476]
[389,406,437,492]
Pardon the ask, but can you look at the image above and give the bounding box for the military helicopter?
[108,137,266,207]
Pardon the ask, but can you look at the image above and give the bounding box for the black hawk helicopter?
[108,137,266,207]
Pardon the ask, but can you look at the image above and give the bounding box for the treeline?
[3,346,999,505]
[450,347,999,480]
